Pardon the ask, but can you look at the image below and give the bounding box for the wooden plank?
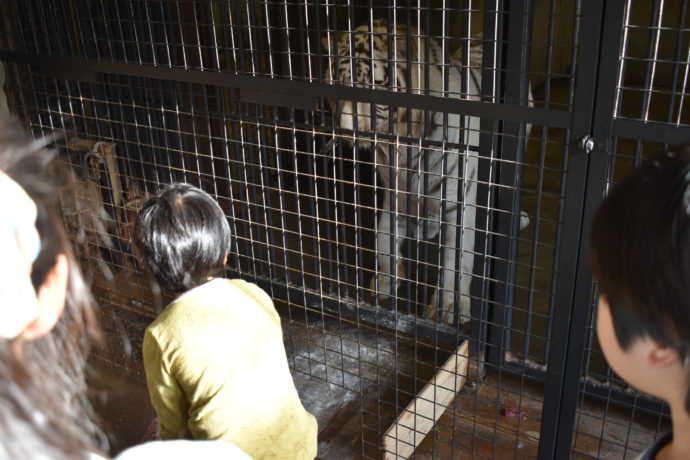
[382,340,470,459]
[101,143,122,210]
[66,137,122,211]
[66,137,115,156]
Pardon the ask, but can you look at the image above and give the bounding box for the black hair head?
[590,143,690,417]
[590,144,690,354]
[134,183,231,293]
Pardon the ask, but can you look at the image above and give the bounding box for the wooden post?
[382,340,470,459]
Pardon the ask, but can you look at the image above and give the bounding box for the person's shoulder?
[143,287,202,337]
[144,298,180,333]
[223,279,273,305]
[223,278,280,322]
[114,440,252,459]
[162,278,278,324]
[225,278,266,293]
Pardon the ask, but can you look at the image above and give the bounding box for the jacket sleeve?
[143,329,190,440]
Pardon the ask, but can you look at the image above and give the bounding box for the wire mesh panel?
[2,1,689,459]
[615,0,689,128]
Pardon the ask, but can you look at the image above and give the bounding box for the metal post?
[538,0,627,458]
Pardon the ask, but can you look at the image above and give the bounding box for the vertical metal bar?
[448,0,470,330]
[407,6,422,318]
[157,1,173,67]
[488,0,533,368]
[665,0,689,124]
[388,4,400,310]
[189,4,207,185]
[339,0,357,302]
[351,23,366,308]
[295,2,309,81]
[520,0,558,367]
[142,1,157,66]
[471,0,502,369]
[122,2,141,64]
[230,118,249,277]
[541,0,557,110]
[543,0,583,364]
[360,3,379,457]
[235,109,261,279]
[218,1,232,72]
[65,0,86,58]
[335,138,352,299]
[538,0,627,458]
[311,4,337,297]
[203,4,224,222]
[227,3,241,73]
[323,3,345,306]
[264,2,278,78]
[640,0,663,122]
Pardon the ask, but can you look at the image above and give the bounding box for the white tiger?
[323,19,530,324]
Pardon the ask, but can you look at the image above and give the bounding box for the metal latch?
[576,135,612,154]
[578,136,595,153]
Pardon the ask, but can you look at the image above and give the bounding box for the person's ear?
[648,344,680,368]
[21,254,68,341]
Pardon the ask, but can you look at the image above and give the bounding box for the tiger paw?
[369,273,397,300]
[428,291,471,325]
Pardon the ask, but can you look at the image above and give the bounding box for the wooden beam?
[66,136,124,219]
[382,340,470,459]
[66,137,115,156]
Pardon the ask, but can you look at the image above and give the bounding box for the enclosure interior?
[1,0,689,458]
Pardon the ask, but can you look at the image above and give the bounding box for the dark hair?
[0,112,107,458]
[133,183,231,293]
[589,144,690,409]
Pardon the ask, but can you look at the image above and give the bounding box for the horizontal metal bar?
[0,50,571,128]
[612,118,690,145]
[579,380,670,419]
[240,88,317,111]
[500,359,670,419]
[226,272,465,348]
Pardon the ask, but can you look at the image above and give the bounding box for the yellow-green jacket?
[143,278,318,459]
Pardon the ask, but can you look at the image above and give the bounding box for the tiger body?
[324,20,493,324]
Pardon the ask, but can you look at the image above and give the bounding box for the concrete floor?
[87,310,666,459]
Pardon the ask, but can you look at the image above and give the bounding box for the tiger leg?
[458,166,478,324]
[428,213,457,324]
[428,163,478,325]
[370,204,406,301]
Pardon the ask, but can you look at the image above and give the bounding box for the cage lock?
[578,135,595,153]
[576,135,610,154]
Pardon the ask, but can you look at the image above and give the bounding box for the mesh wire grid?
[1,1,689,459]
